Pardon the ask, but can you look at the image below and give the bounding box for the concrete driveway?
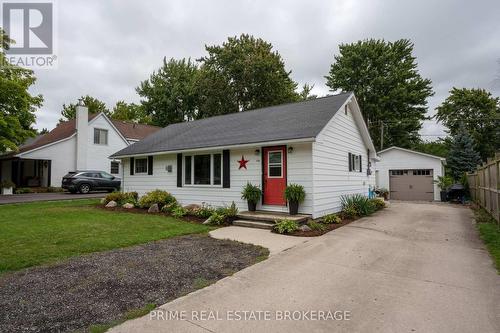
[0,192,106,204]
[111,202,500,333]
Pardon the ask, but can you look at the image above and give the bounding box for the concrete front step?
[233,220,274,230]
[237,211,310,224]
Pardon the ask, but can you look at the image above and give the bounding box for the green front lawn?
[0,199,213,274]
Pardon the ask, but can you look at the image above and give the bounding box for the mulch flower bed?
[96,204,208,224]
[0,235,268,333]
[289,217,357,237]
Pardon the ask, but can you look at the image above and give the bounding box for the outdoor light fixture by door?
[288,147,294,154]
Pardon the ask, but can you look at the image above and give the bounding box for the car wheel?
[79,183,91,194]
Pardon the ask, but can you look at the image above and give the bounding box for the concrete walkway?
[210,226,313,255]
[0,192,106,204]
[111,202,500,333]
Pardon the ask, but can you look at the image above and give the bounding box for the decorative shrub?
[308,220,326,231]
[215,202,239,218]
[322,213,341,224]
[0,180,15,189]
[284,183,306,203]
[341,194,375,216]
[171,205,187,218]
[435,175,453,191]
[273,219,299,234]
[370,198,386,210]
[138,189,176,209]
[241,183,262,204]
[342,206,358,219]
[14,187,33,194]
[207,212,226,225]
[161,202,179,213]
[103,192,138,205]
[375,187,389,197]
[194,203,216,218]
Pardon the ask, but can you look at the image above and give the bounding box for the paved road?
[0,192,106,204]
[112,202,500,333]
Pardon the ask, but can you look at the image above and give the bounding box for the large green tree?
[197,34,299,117]
[447,125,481,181]
[137,58,199,127]
[436,88,500,161]
[60,95,109,122]
[0,28,43,153]
[412,139,450,158]
[110,101,151,124]
[325,39,434,150]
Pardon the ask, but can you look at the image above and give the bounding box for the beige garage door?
[389,169,434,201]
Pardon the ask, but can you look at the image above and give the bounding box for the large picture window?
[184,153,222,186]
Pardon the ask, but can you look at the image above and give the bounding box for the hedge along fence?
[467,152,500,224]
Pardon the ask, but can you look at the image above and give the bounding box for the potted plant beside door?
[0,180,15,195]
[284,183,305,215]
[241,183,262,212]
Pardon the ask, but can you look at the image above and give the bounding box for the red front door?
[263,146,287,205]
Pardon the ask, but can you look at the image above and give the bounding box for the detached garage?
[376,147,446,201]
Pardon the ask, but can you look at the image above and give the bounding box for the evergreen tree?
[447,125,481,181]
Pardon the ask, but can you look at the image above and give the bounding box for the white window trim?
[267,150,283,179]
[183,152,223,187]
[94,128,109,145]
[135,157,148,174]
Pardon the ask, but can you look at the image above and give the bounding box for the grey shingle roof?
[111,92,352,157]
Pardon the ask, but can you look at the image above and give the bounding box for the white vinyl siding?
[122,143,313,214]
[312,104,375,217]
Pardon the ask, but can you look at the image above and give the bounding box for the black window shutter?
[177,153,182,187]
[359,155,362,172]
[130,157,134,175]
[147,156,153,175]
[222,150,230,188]
[348,153,352,171]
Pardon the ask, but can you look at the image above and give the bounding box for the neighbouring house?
[375,146,446,201]
[0,106,160,189]
[111,92,378,218]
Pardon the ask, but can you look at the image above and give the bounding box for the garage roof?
[378,146,446,163]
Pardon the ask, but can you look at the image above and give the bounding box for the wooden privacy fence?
[467,152,500,224]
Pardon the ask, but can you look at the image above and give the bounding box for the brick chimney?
[75,99,88,170]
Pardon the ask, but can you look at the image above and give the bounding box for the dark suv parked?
[62,171,121,194]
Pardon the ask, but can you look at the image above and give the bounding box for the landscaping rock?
[184,204,201,212]
[105,200,117,208]
[122,203,134,209]
[202,218,212,225]
[299,225,312,232]
[148,204,159,213]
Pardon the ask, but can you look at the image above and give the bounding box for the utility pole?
[380,121,384,151]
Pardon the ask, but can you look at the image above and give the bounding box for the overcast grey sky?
[29,0,500,139]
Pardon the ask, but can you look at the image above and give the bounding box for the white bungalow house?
[0,106,159,189]
[111,92,378,218]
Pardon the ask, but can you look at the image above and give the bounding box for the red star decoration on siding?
[238,156,249,170]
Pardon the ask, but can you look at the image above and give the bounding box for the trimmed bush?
[138,190,176,209]
[322,213,341,224]
[308,220,326,231]
[273,219,299,234]
[161,202,179,213]
[15,187,33,194]
[215,202,239,218]
[103,192,138,205]
[171,205,187,218]
[342,206,359,219]
[207,212,226,225]
[194,203,216,218]
[370,198,386,211]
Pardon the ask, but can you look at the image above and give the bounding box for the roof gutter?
[110,137,316,159]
